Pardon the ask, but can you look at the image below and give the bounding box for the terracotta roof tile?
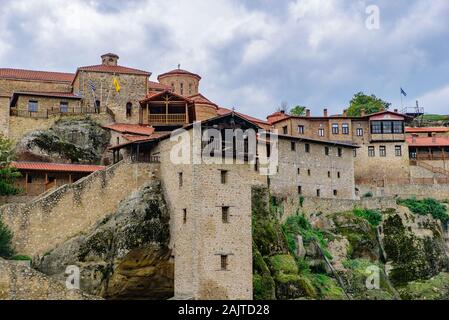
[148,81,172,91]
[406,127,449,133]
[407,136,449,147]
[189,93,218,108]
[158,68,201,80]
[102,123,155,136]
[217,107,270,128]
[11,162,105,173]
[12,91,81,99]
[77,65,151,76]
[0,68,75,83]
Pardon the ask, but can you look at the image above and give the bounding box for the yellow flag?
[113,77,121,92]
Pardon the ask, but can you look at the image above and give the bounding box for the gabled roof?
[9,91,82,108]
[74,65,151,82]
[11,162,105,173]
[0,68,75,83]
[148,81,172,91]
[188,93,218,108]
[406,127,449,133]
[218,107,270,129]
[140,90,193,104]
[407,136,449,147]
[102,123,155,136]
[158,68,201,81]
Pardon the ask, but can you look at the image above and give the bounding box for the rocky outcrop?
[34,180,173,300]
[15,117,110,164]
[0,258,99,300]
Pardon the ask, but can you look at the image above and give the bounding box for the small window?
[189,83,193,95]
[171,83,175,91]
[337,172,341,179]
[221,255,228,271]
[221,170,228,184]
[356,128,363,136]
[318,128,325,137]
[27,175,33,184]
[342,124,349,135]
[183,209,187,224]
[126,102,132,118]
[368,146,375,157]
[28,100,38,112]
[338,148,342,157]
[380,146,386,157]
[283,126,288,135]
[297,168,300,175]
[316,189,321,197]
[332,124,339,134]
[178,172,183,187]
[307,169,311,176]
[328,171,331,178]
[222,207,230,223]
[60,102,68,113]
[291,141,296,151]
[395,145,402,157]
[305,144,310,153]
[116,137,120,145]
[297,125,305,134]
[353,149,357,157]
[333,190,338,196]
[298,186,302,195]
[180,83,184,95]
[325,147,329,156]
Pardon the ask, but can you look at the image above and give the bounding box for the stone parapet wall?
[0,160,159,256]
[357,183,449,201]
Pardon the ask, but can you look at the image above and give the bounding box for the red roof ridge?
[0,68,75,83]
[11,161,105,173]
[102,123,155,136]
[158,68,201,81]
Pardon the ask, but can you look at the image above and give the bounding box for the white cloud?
[417,85,449,115]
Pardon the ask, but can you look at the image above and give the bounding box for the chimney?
[394,109,398,113]
[360,108,366,117]
[412,134,418,144]
[101,53,119,66]
[323,108,328,117]
[306,109,311,117]
[343,109,348,117]
[432,132,437,143]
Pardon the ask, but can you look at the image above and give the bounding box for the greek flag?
[400,87,407,97]
[88,80,96,92]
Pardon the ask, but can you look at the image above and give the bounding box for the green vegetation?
[421,114,449,121]
[0,135,21,196]
[346,92,391,117]
[353,208,382,227]
[362,192,373,198]
[290,105,307,116]
[0,218,14,258]
[398,273,449,300]
[11,255,32,261]
[398,197,449,223]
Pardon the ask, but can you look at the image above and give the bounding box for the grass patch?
[353,208,382,227]
[398,197,449,223]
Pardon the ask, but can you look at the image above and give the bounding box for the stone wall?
[13,95,81,113]
[0,160,159,256]
[0,78,72,97]
[358,183,449,200]
[158,74,199,97]
[0,97,10,136]
[269,137,356,199]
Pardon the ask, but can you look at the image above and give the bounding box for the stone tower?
[101,53,119,66]
[158,67,201,97]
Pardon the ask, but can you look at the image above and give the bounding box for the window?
[60,102,68,113]
[395,145,402,157]
[180,83,184,95]
[171,83,175,91]
[126,102,132,118]
[333,190,338,197]
[178,172,183,187]
[393,121,404,134]
[379,146,386,157]
[353,149,357,157]
[27,175,33,184]
[342,123,349,135]
[297,168,300,175]
[338,148,342,157]
[328,171,331,178]
[356,128,363,136]
[28,100,38,112]
[337,172,341,179]
[298,186,302,195]
[307,169,311,176]
[291,141,296,151]
[116,137,120,145]
[283,126,288,134]
[222,207,230,223]
[183,209,187,224]
[221,170,228,184]
[383,122,392,134]
[371,121,404,134]
[332,124,339,134]
[371,121,382,134]
[325,147,329,156]
[298,125,305,134]
[318,128,325,137]
[317,189,321,197]
[221,255,228,271]
[305,144,310,153]
[368,146,375,157]
[189,83,193,95]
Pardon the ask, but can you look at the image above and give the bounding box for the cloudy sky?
[1,0,448,119]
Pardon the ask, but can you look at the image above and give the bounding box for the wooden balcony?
[10,106,106,118]
[148,114,186,125]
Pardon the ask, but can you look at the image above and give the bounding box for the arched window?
[126,102,132,118]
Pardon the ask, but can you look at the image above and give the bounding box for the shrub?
[398,197,449,223]
[0,219,14,258]
[362,192,373,198]
[353,208,382,227]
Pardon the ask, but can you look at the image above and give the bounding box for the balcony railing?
[148,114,186,125]
[11,106,106,118]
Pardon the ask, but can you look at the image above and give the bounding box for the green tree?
[0,219,14,258]
[290,105,307,116]
[347,92,391,117]
[0,135,21,196]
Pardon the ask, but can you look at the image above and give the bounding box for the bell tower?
[101,53,119,66]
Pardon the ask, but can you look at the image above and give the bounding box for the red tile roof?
[12,91,81,99]
[148,81,172,91]
[406,127,449,133]
[158,68,201,80]
[407,137,449,147]
[140,90,193,104]
[189,93,218,108]
[77,65,151,76]
[11,162,105,173]
[102,123,155,136]
[122,134,153,142]
[0,68,75,83]
[217,107,270,129]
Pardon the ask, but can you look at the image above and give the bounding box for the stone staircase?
[417,161,449,177]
